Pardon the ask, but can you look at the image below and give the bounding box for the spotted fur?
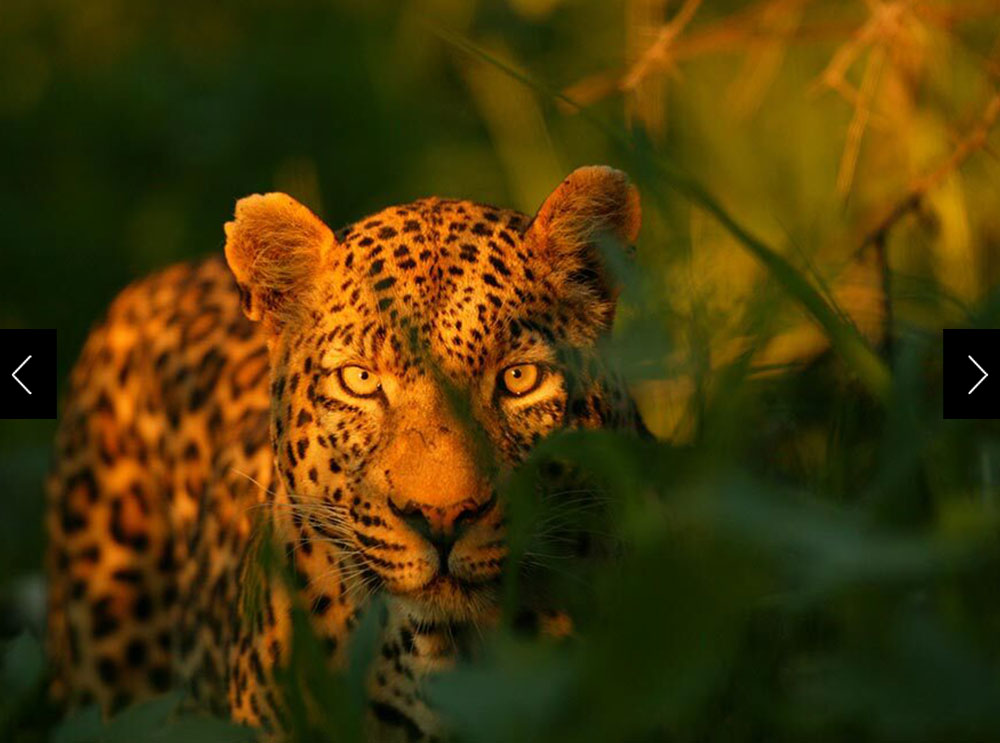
[47,166,644,740]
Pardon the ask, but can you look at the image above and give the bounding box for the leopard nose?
[389,494,496,567]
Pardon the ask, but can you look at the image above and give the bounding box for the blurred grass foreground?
[4,0,1000,741]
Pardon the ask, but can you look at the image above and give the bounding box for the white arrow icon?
[968,355,988,395]
[11,355,31,395]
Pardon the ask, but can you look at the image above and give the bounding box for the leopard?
[45,165,645,740]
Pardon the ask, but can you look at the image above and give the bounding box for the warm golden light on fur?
[49,166,644,737]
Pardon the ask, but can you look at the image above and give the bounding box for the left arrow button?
[1,329,56,419]
[11,355,32,395]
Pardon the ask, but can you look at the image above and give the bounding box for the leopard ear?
[526,166,641,328]
[223,193,336,330]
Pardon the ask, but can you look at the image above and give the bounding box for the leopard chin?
[396,575,501,624]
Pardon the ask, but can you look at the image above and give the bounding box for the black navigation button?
[943,329,1000,420]
[0,329,56,419]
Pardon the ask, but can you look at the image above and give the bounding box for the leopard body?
[46,167,642,739]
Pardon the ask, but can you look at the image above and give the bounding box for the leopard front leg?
[364,603,466,743]
[365,602,573,742]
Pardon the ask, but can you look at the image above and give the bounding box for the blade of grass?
[427,23,891,402]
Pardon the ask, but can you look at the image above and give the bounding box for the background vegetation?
[3,0,1000,740]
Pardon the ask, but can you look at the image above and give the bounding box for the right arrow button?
[944,330,1000,419]
[968,355,989,395]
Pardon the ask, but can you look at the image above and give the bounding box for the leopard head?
[224,166,641,620]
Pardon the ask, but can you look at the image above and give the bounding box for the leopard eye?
[499,363,542,397]
[338,365,381,397]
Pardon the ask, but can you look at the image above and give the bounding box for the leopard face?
[224,167,641,622]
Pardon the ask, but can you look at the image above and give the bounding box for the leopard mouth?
[400,573,501,620]
[341,537,499,610]
[419,573,483,594]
